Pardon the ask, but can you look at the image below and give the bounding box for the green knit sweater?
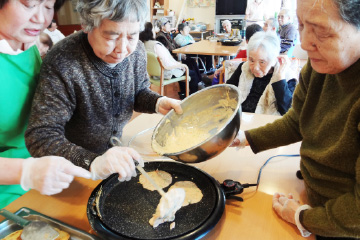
[246,59,360,238]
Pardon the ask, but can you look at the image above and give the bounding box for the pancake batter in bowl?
[153,97,238,155]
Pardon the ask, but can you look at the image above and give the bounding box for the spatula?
[0,209,59,240]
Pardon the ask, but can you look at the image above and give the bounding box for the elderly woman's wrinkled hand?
[274,55,291,80]
[156,96,183,115]
[272,192,301,225]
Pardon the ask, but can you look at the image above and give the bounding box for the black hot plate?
[87,161,225,240]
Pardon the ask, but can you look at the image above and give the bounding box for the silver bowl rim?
[151,84,241,156]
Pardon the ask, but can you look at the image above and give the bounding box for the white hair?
[77,0,148,32]
[247,31,280,62]
[222,20,231,27]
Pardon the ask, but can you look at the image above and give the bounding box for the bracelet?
[295,204,312,237]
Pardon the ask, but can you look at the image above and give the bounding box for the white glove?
[272,192,300,225]
[21,156,91,195]
[229,130,247,148]
[90,147,144,181]
[156,96,183,115]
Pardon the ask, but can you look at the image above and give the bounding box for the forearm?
[0,158,23,185]
[272,79,296,115]
[25,69,98,169]
[134,88,161,113]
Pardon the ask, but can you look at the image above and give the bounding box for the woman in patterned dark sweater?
[25,0,182,182]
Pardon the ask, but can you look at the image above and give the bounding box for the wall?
[57,0,81,25]
[169,0,215,30]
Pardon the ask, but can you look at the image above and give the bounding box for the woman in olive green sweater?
[232,0,360,238]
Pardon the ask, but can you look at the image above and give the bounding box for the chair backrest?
[146,52,161,77]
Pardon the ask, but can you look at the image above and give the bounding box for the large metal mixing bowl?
[151,84,241,163]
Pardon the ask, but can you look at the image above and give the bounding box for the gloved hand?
[156,96,183,115]
[21,156,91,195]
[272,192,301,225]
[229,130,248,148]
[90,147,144,181]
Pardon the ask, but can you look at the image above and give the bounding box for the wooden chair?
[146,52,190,97]
[219,58,247,84]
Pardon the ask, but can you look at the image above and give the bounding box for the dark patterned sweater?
[246,59,360,238]
[25,31,161,169]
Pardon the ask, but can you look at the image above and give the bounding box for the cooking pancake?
[169,181,203,206]
[88,161,225,240]
[139,170,172,191]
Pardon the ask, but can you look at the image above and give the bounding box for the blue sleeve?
[272,79,297,115]
[174,35,187,47]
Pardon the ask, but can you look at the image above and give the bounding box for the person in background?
[174,22,214,75]
[0,0,91,209]
[232,0,360,238]
[235,23,263,59]
[263,17,279,34]
[226,31,297,115]
[156,17,179,57]
[25,0,182,183]
[278,8,298,53]
[36,33,53,58]
[156,18,205,90]
[245,0,267,27]
[140,22,200,97]
[212,24,264,85]
[43,19,65,45]
[221,20,240,39]
[174,23,195,47]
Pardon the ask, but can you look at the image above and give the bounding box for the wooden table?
[2,113,314,240]
[173,40,241,63]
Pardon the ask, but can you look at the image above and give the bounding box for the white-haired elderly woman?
[231,0,360,239]
[226,31,297,116]
[222,20,241,39]
[25,0,183,183]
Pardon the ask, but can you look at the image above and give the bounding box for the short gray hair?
[332,0,360,29]
[76,0,148,32]
[222,20,231,27]
[247,31,280,62]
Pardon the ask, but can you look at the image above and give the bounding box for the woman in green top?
[0,0,91,209]
[232,0,360,239]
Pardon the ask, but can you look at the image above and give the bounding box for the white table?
[121,112,313,240]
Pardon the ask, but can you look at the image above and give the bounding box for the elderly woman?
[140,22,200,97]
[0,0,91,209]
[221,20,241,39]
[232,0,360,238]
[226,31,297,115]
[25,0,182,182]
[174,23,195,47]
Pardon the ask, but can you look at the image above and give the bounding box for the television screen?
[216,0,247,15]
